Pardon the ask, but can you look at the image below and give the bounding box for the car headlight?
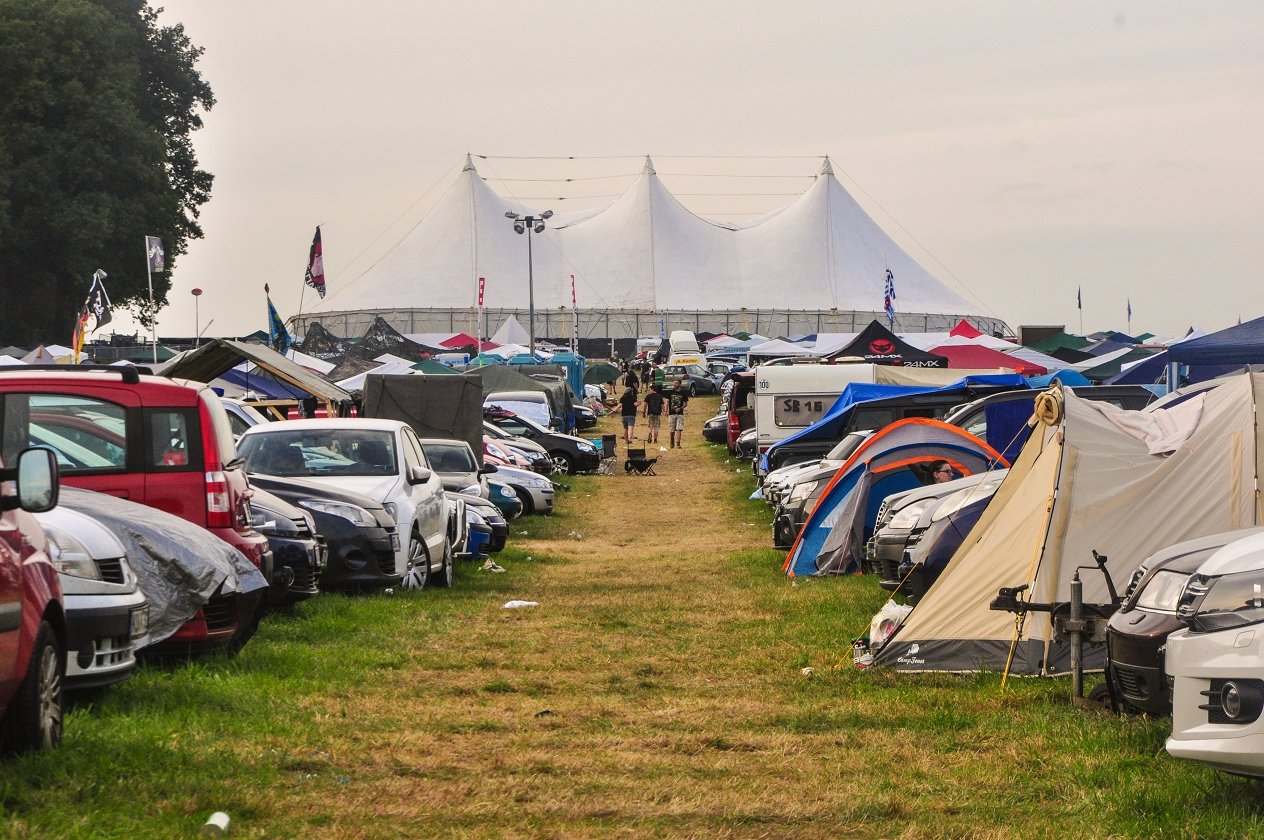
[496,484,518,499]
[251,504,301,537]
[530,476,553,490]
[44,528,102,581]
[382,502,397,522]
[466,509,486,527]
[459,484,482,496]
[787,479,819,505]
[1178,570,1264,633]
[577,442,595,452]
[887,500,935,531]
[299,499,378,528]
[1134,569,1191,612]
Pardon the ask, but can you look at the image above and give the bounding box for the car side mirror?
[408,466,433,484]
[12,447,59,513]
[481,464,499,474]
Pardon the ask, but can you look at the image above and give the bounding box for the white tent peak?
[642,156,656,175]
[818,157,834,177]
[491,314,530,346]
[462,153,475,173]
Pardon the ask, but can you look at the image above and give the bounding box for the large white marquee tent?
[299,156,1006,341]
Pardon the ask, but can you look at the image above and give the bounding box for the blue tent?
[1169,316,1264,366]
[760,374,1028,472]
[783,418,1008,577]
[1026,370,1091,388]
[218,367,307,399]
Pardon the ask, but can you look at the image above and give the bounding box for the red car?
[0,448,66,751]
[0,367,272,653]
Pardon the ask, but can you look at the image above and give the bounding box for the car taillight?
[206,471,232,528]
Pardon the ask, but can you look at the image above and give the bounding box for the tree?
[0,0,213,347]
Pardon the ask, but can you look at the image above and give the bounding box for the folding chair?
[624,447,658,475]
[597,437,617,475]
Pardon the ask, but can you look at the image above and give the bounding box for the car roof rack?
[5,364,152,384]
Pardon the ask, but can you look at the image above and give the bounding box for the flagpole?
[146,239,156,363]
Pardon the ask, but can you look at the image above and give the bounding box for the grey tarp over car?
[476,366,570,423]
[59,487,267,647]
[361,373,485,465]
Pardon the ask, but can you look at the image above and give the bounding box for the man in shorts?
[618,385,639,444]
[643,383,665,444]
[667,380,689,449]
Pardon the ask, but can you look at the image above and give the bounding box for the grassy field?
[2,395,1262,838]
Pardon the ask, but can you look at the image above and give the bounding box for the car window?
[402,427,429,470]
[240,428,398,477]
[422,444,476,473]
[147,408,199,470]
[2,393,128,472]
[227,411,251,438]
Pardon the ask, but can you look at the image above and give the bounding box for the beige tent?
[876,373,1264,675]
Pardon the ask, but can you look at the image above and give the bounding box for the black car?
[484,407,601,474]
[457,493,508,554]
[573,403,598,430]
[702,412,728,443]
[246,474,401,591]
[250,487,326,605]
[1105,527,1264,716]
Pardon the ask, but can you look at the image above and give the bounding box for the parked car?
[237,419,452,589]
[656,364,721,396]
[1167,531,1264,777]
[36,506,147,690]
[0,366,274,585]
[60,486,268,659]
[573,403,598,430]
[483,437,535,471]
[221,397,271,440]
[485,391,556,429]
[245,474,401,591]
[492,464,556,515]
[249,488,325,605]
[461,495,508,553]
[0,448,66,752]
[702,412,727,444]
[418,438,495,498]
[735,426,758,460]
[1105,528,1264,716]
[488,479,524,519]
[483,421,552,475]
[869,471,1009,586]
[483,407,600,475]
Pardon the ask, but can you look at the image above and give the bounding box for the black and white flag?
[85,269,113,331]
[145,235,165,272]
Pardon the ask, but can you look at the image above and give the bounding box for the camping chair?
[624,447,658,476]
[597,436,618,475]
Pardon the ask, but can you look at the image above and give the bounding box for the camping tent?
[783,419,1007,576]
[823,321,948,367]
[875,375,1264,675]
[361,373,485,464]
[1168,315,1264,366]
[929,344,1046,376]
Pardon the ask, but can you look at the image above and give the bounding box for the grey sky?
[140,1,1264,342]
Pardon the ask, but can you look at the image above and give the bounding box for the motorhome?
[667,330,703,366]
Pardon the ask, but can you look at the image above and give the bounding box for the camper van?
[667,330,703,366]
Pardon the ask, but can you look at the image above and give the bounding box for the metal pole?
[527,227,536,354]
[1070,571,1084,699]
[146,257,156,364]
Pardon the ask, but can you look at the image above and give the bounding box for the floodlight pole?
[506,209,553,355]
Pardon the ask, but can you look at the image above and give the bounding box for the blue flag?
[267,290,291,355]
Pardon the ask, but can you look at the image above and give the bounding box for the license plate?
[129,604,150,640]
[390,533,401,551]
[314,544,328,571]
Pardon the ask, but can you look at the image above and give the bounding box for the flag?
[266,285,292,354]
[478,276,486,307]
[1077,286,1082,311]
[145,236,165,272]
[883,269,896,326]
[85,269,112,332]
[1127,298,1132,320]
[71,309,90,363]
[303,227,325,298]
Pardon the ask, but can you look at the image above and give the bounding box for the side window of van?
[148,409,200,471]
[1,393,128,472]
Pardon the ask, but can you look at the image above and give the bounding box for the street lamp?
[505,209,552,355]
[191,288,203,348]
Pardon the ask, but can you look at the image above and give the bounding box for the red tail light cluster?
[205,471,232,528]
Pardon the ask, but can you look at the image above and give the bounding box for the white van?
[667,330,703,366]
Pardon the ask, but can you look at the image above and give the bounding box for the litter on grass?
[480,559,506,573]
[503,600,540,609]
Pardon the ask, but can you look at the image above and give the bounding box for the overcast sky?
[135,1,1264,343]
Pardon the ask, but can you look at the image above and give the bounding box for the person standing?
[618,385,639,444]
[667,380,689,449]
[643,383,665,444]
[625,365,639,395]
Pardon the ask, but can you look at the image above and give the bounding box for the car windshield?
[240,428,398,477]
[496,413,550,436]
[422,443,477,473]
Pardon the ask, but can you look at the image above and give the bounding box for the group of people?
[618,371,689,448]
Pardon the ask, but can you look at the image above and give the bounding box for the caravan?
[667,330,703,366]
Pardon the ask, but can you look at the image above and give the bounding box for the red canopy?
[441,332,496,350]
[929,343,1047,376]
[949,319,984,339]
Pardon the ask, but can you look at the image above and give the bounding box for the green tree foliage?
[0,0,213,346]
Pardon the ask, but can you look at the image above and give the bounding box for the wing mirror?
[2,447,60,513]
[480,464,499,474]
[408,465,433,484]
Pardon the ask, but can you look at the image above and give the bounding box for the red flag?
[478,276,485,307]
[304,227,325,298]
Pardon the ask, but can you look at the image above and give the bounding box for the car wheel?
[402,530,430,590]
[4,621,64,752]
[432,537,454,588]
[550,451,573,475]
[689,382,697,397]
[517,488,535,516]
